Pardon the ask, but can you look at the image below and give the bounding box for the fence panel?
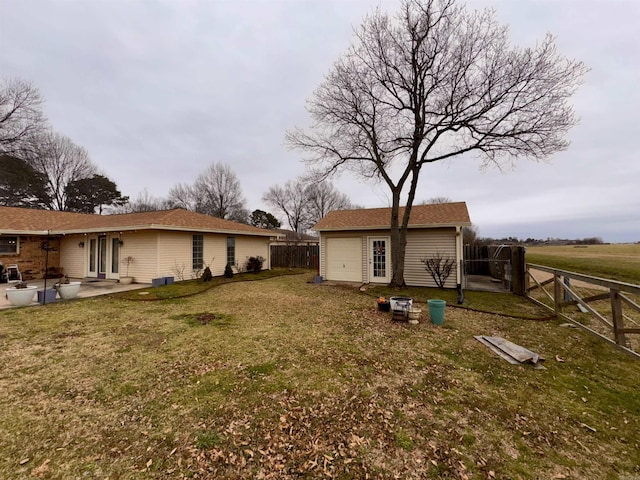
[526,263,640,357]
[271,245,319,269]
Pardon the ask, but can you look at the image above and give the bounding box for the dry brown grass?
[1,274,639,479]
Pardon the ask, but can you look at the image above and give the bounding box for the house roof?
[0,206,275,237]
[313,202,471,231]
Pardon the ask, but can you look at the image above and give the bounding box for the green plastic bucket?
[428,299,446,325]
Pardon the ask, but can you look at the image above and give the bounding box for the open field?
[1,274,639,479]
[526,244,640,285]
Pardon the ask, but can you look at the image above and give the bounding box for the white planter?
[56,281,81,299]
[119,277,133,285]
[6,286,38,307]
[390,296,412,311]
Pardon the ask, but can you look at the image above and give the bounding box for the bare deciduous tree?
[27,132,97,210]
[423,196,452,205]
[193,163,248,222]
[0,78,47,156]
[305,181,354,226]
[167,182,199,211]
[286,0,587,286]
[463,224,481,245]
[112,188,172,213]
[263,178,312,234]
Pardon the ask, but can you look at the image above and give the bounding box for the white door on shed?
[368,237,391,284]
[326,238,362,282]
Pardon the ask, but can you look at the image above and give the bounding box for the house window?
[0,236,18,254]
[226,237,235,266]
[192,234,203,270]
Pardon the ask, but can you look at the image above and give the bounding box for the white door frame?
[368,236,391,284]
[86,234,120,279]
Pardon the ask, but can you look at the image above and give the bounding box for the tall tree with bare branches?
[0,78,47,156]
[287,0,587,286]
[193,163,248,223]
[305,181,355,226]
[263,178,312,234]
[28,132,97,210]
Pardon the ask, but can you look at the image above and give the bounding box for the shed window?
[0,236,18,254]
[226,237,235,266]
[192,234,203,270]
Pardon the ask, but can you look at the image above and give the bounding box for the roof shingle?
[313,202,471,231]
[0,206,273,236]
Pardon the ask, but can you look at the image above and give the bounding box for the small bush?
[201,266,212,282]
[224,263,234,278]
[246,256,265,273]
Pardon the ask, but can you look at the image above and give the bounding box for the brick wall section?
[0,236,61,280]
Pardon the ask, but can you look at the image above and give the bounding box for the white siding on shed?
[404,228,457,287]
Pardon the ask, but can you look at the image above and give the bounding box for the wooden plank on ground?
[475,336,546,369]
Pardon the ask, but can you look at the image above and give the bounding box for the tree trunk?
[389,168,420,288]
[389,190,406,287]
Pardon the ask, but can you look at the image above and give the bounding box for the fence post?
[610,289,627,347]
[554,273,562,315]
[510,246,526,296]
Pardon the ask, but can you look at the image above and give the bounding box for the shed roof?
[0,206,274,237]
[313,202,471,231]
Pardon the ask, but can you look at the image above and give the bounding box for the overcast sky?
[1,0,639,242]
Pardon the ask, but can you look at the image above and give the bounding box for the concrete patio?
[1,278,150,309]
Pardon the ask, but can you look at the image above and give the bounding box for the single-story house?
[312,202,471,287]
[0,206,276,283]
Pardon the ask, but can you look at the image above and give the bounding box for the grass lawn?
[526,244,640,285]
[1,274,639,479]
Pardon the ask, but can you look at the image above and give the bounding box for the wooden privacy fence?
[526,263,640,358]
[271,245,319,269]
[463,245,526,295]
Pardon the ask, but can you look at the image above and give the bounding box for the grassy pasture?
[1,274,639,479]
[526,244,640,285]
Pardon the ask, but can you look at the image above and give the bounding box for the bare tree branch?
[0,78,47,156]
[286,0,587,286]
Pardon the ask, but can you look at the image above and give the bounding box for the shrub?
[224,263,234,278]
[246,256,264,273]
[201,266,212,282]
[420,252,455,288]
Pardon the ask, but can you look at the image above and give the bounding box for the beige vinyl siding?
[404,228,457,287]
[119,231,159,283]
[235,236,271,272]
[204,235,227,277]
[156,232,270,280]
[157,232,195,279]
[59,234,86,278]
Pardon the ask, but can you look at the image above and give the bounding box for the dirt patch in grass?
[0,274,638,479]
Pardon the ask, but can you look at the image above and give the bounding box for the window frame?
[0,236,19,255]
[226,237,235,266]
[192,234,204,270]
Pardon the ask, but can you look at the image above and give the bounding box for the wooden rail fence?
[526,263,640,358]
